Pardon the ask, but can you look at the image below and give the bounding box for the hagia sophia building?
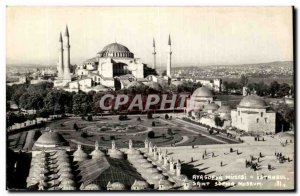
[54,25,173,92]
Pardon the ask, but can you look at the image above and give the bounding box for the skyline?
[6,7,293,67]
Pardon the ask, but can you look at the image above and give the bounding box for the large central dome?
[97,43,134,58]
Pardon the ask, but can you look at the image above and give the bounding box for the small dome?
[109,149,124,159]
[59,172,74,181]
[90,149,105,159]
[216,105,231,113]
[58,162,71,169]
[126,146,141,154]
[59,167,72,172]
[110,182,126,190]
[128,154,144,162]
[176,174,188,181]
[151,173,165,180]
[204,103,219,111]
[139,162,153,169]
[59,179,75,187]
[136,159,148,164]
[131,180,149,190]
[82,184,101,190]
[73,146,88,162]
[158,179,173,189]
[239,95,267,109]
[146,167,158,174]
[61,185,76,191]
[34,130,67,148]
[192,87,213,98]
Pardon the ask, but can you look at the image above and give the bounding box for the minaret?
[57,32,64,79]
[63,25,71,81]
[152,38,156,69]
[167,34,172,78]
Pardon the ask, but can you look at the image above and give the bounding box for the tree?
[278,83,291,97]
[240,75,249,87]
[144,64,158,77]
[214,116,224,127]
[270,81,280,97]
[148,131,155,138]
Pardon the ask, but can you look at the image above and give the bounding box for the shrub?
[152,121,156,127]
[137,117,142,121]
[148,131,155,138]
[167,128,173,135]
[209,129,213,135]
[119,115,126,121]
[147,112,153,119]
[165,114,169,120]
[81,132,88,138]
[73,123,79,131]
[87,115,93,121]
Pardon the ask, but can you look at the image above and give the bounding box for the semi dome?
[238,95,267,109]
[34,130,67,148]
[192,87,213,98]
[97,43,134,58]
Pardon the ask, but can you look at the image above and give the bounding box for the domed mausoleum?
[186,87,214,113]
[231,95,276,133]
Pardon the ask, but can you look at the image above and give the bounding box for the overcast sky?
[6,7,293,67]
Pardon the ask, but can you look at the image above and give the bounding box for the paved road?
[175,118,240,144]
[158,118,227,144]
